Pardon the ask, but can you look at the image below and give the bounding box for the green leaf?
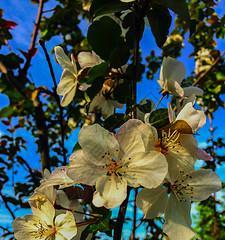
[109,42,130,68]
[104,113,128,131]
[81,212,112,240]
[85,62,108,84]
[137,99,154,114]
[72,142,81,153]
[90,0,131,18]
[152,0,190,22]
[147,6,172,48]
[0,106,14,118]
[123,12,145,49]
[87,16,122,61]
[148,108,169,128]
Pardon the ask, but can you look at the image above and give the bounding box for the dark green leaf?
[81,62,108,84]
[87,16,122,61]
[104,113,128,130]
[148,108,169,128]
[147,6,172,48]
[90,0,131,18]
[0,105,14,118]
[152,0,190,22]
[81,211,112,239]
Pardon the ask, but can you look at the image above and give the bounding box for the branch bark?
[39,40,67,165]
[20,0,45,77]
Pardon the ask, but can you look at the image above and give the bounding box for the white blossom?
[13,193,77,240]
[137,169,221,240]
[68,119,168,208]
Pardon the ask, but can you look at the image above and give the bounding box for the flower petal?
[68,150,104,185]
[55,211,77,240]
[176,102,206,132]
[55,46,77,74]
[89,93,115,119]
[136,186,168,219]
[196,148,212,161]
[57,70,76,96]
[93,175,127,209]
[159,57,186,92]
[78,124,120,165]
[60,83,77,107]
[29,193,55,225]
[124,151,168,189]
[183,86,203,97]
[187,169,221,201]
[13,215,49,240]
[116,119,158,155]
[38,167,75,192]
[78,51,103,69]
[164,193,195,240]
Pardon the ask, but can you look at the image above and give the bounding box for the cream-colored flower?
[145,102,206,178]
[137,169,221,240]
[13,193,77,240]
[68,119,168,209]
[89,79,123,119]
[55,46,89,107]
[158,57,203,99]
[168,102,212,162]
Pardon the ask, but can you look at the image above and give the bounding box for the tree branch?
[39,40,67,165]
[20,0,45,77]
[193,53,224,87]
[0,191,16,220]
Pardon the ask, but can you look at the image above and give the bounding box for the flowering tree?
[0,0,225,239]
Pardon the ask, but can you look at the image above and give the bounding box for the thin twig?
[0,191,16,219]
[131,189,138,240]
[20,0,45,76]
[39,40,67,165]
[193,53,224,87]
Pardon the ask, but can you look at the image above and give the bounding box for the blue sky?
[0,0,225,238]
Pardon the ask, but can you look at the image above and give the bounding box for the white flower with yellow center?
[13,193,77,240]
[145,102,207,177]
[137,169,221,240]
[68,119,168,209]
[55,46,91,107]
[158,57,203,99]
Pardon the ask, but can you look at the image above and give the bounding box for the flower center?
[32,221,56,238]
[101,151,122,176]
[155,129,182,155]
[106,161,120,176]
[170,171,194,202]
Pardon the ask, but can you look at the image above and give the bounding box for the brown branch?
[34,99,51,171]
[113,188,131,240]
[39,40,67,165]
[193,53,224,87]
[20,0,45,77]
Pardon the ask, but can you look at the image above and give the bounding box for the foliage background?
[0,0,225,239]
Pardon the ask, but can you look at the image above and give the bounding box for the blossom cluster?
[13,50,221,240]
